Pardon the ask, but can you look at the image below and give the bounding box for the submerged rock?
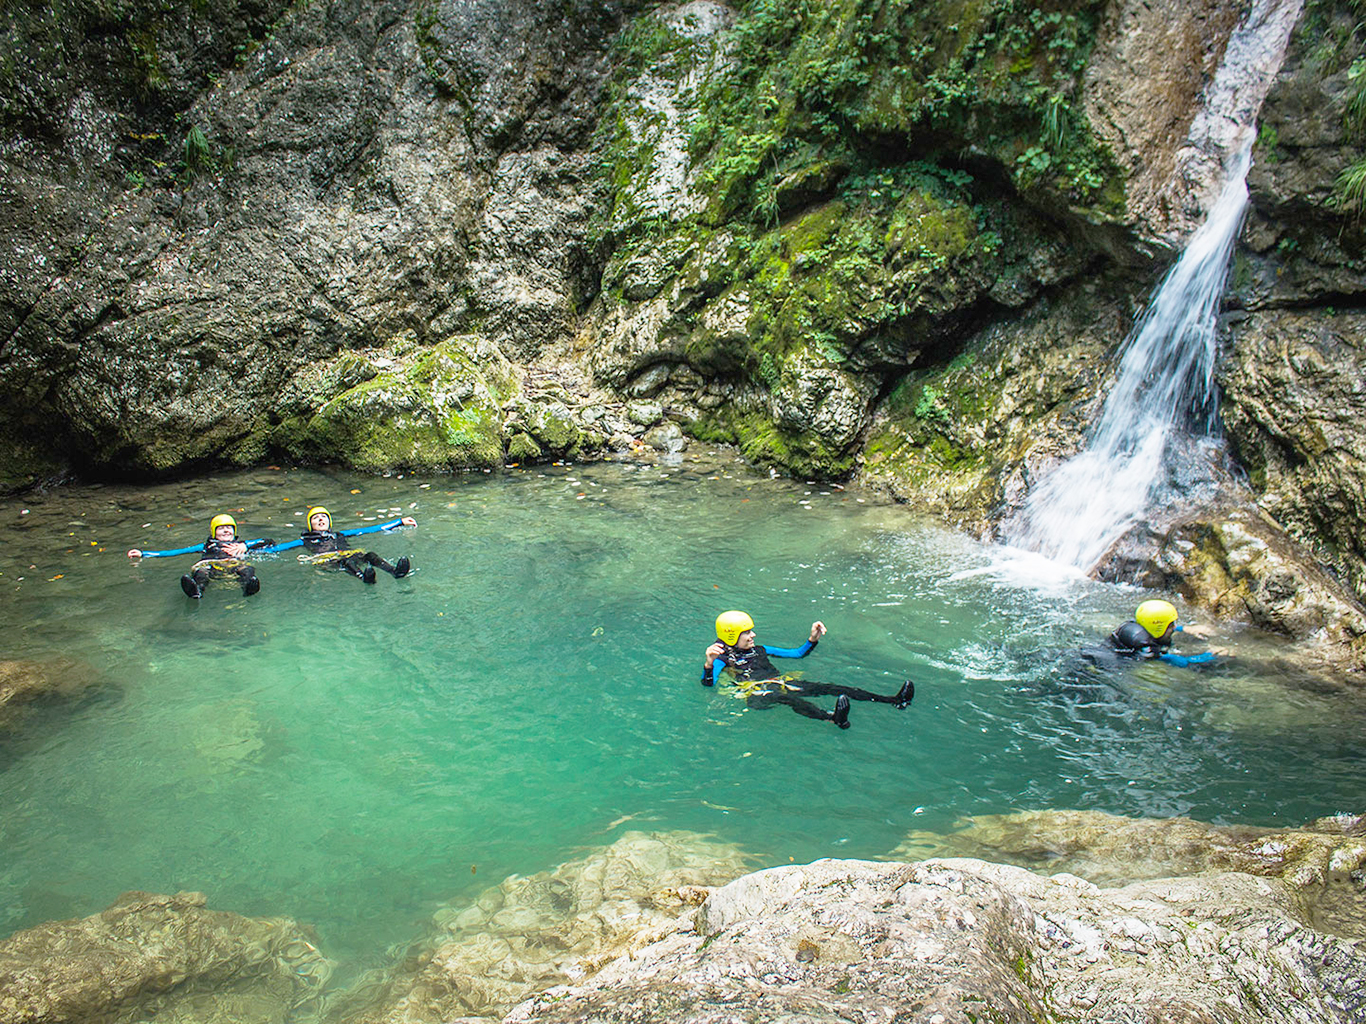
[331,829,750,1024]
[506,856,1366,1024]
[0,891,333,1024]
[0,658,103,732]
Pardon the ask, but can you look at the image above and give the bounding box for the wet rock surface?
[0,890,333,1024]
[329,830,750,1024]
[2,818,1364,1024]
[1146,506,1366,673]
[1221,310,1366,608]
[505,856,1366,1024]
[892,808,1366,938]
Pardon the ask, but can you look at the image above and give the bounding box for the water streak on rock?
[1004,149,1251,570]
[1004,0,1304,572]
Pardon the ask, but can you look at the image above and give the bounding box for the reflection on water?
[0,454,1362,973]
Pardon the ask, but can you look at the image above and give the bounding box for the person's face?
[735,629,756,650]
[214,524,236,541]
[310,513,330,531]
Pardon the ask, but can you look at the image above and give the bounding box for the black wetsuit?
[182,535,270,597]
[1079,620,1217,669]
[300,529,409,583]
[702,639,909,722]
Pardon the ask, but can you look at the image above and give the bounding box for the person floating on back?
[1102,599,1228,667]
[127,513,272,599]
[298,506,416,584]
[701,610,914,729]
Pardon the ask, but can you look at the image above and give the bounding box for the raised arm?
[762,621,825,659]
[701,642,725,686]
[127,543,203,559]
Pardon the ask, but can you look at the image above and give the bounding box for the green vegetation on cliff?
[686,0,1118,225]
[1284,0,1366,216]
[1333,0,1366,215]
[594,0,1122,476]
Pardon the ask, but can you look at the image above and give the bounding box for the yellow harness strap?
[298,549,365,566]
[729,674,804,698]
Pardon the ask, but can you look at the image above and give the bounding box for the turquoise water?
[1,455,1362,972]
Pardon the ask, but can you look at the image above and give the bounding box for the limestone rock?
[1239,1,1366,306]
[507,857,1366,1024]
[892,809,1366,903]
[335,830,750,1024]
[643,422,686,452]
[1142,507,1366,672]
[859,281,1130,532]
[1221,309,1366,603]
[0,890,332,1024]
[276,336,518,472]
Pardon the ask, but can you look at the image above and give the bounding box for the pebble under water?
[1,454,1362,974]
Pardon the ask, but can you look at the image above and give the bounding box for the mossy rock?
[281,337,518,472]
[507,432,543,461]
[527,401,583,456]
[691,406,856,479]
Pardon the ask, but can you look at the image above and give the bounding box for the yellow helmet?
[306,506,332,529]
[1135,599,1179,639]
[716,610,754,646]
[209,513,237,533]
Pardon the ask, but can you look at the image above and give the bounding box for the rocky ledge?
[513,857,1365,1024]
[4,816,1363,1024]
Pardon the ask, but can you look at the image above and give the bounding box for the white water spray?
[1002,147,1251,571]
[1002,0,1303,572]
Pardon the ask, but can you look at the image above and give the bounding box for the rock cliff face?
[1,0,1364,661]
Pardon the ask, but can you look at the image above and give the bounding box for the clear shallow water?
[1,455,1362,972]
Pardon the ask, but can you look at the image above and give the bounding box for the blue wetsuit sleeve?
[338,518,405,538]
[137,544,203,558]
[256,537,304,554]
[701,660,725,686]
[759,639,817,659]
[1159,651,1217,667]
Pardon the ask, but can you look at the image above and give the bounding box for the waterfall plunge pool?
[1,454,1361,973]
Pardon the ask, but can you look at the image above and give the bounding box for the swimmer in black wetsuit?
[1083,599,1227,669]
[701,611,914,729]
[298,506,415,584]
[127,513,270,599]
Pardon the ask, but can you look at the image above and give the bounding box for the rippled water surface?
[1,456,1362,970]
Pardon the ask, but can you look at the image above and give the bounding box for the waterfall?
[1001,149,1250,571]
[1001,0,1303,572]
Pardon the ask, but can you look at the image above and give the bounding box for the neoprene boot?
[181,575,203,599]
[832,694,851,729]
[362,566,377,584]
[893,679,915,709]
[242,572,260,596]
[393,556,411,578]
